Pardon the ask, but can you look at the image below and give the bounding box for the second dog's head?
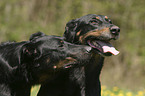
[20,32,92,83]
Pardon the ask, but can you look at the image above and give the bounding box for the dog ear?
[63,19,79,43]
[29,31,46,41]
[21,43,40,62]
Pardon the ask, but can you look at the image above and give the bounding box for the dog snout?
[110,26,120,36]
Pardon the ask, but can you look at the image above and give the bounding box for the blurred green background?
[0,0,145,91]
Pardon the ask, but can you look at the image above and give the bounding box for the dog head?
[20,33,92,83]
[64,14,120,56]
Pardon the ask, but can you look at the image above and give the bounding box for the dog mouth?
[87,39,119,56]
[53,57,77,69]
[63,57,77,69]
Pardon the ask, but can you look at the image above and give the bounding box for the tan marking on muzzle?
[54,57,76,69]
[76,31,81,36]
[79,28,110,43]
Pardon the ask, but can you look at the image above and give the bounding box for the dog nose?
[84,46,92,53]
[110,26,120,35]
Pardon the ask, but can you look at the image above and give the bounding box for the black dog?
[0,55,13,96]
[0,33,92,96]
[38,14,120,96]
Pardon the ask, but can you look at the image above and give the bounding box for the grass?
[30,85,41,96]
[30,85,145,96]
[101,85,145,96]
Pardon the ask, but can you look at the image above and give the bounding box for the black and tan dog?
[0,33,92,96]
[38,14,120,96]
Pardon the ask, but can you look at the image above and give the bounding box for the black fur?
[0,33,92,96]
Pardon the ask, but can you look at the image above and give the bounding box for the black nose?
[110,26,120,35]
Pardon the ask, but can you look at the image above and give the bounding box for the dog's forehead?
[79,14,97,21]
[79,14,110,22]
[97,15,110,20]
[49,36,64,43]
[39,36,63,40]
[92,15,110,22]
[33,36,64,45]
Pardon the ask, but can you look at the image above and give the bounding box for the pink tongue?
[102,46,119,55]
[96,41,119,55]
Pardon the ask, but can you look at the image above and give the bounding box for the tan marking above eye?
[96,16,100,19]
[105,16,108,19]
[79,28,110,43]
[60,40,63,43]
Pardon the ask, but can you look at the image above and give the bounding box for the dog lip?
[63,62,77,69]
[63,57,77,69]
[87,39,119,56]
[54,57,77,69]
[87,40,102,52]
[65,57,76,60]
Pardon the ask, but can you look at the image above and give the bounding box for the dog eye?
[59,44,64,47]
[105,18,112,24]
[109,20,112,24]
[58,41,64,47]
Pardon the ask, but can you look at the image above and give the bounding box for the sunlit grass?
[101,85,145,96]
[30,85,145,96]
[30,85,41,96]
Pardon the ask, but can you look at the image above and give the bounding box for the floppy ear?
[29,31,46,41]
[21,43,40,62]
[63,19,79,43]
